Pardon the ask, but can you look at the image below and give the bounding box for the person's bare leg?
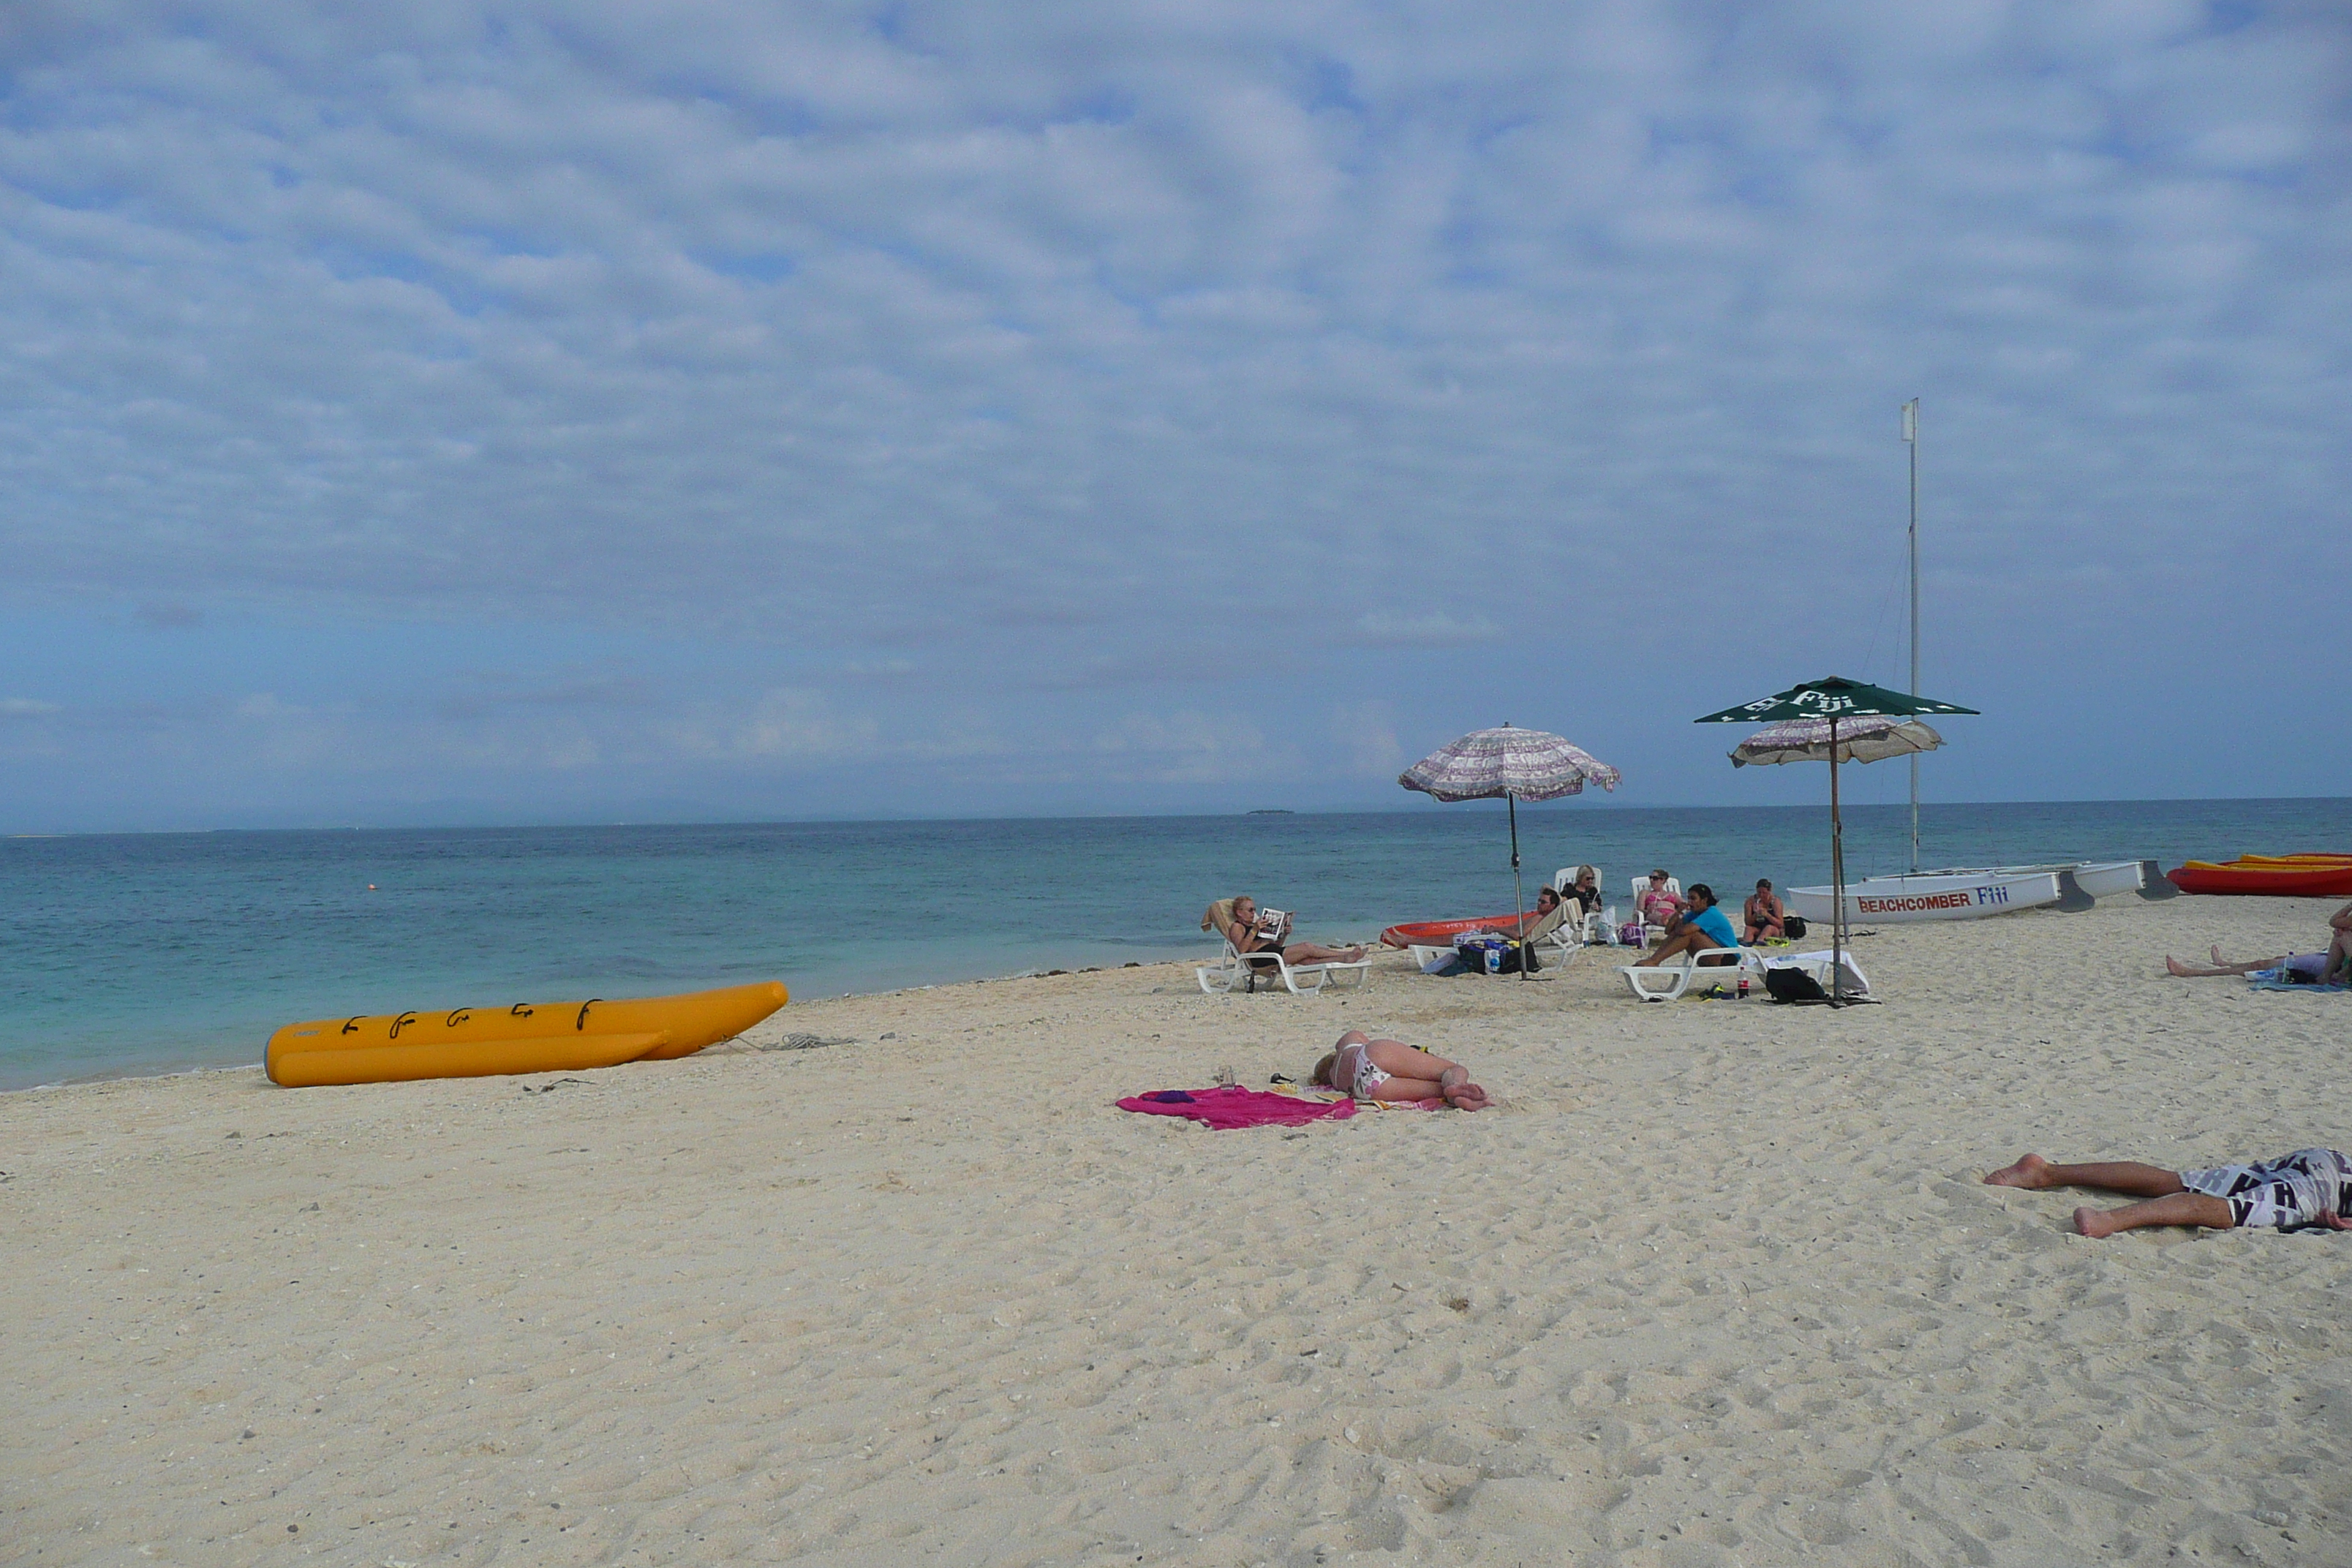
[1637,928,1708,967]
[1436,1064,1489,1109]
[1363,1039,1458,1077]
[2074,1192,2234,1237]
[1985,1154,2187,1196]
[1359,1039,1486,1109]
[2164,954,2282,977]
[1284,941,1368,964]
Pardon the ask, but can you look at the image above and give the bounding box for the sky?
[1,1,2346,832]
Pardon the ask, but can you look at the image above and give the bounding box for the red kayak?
[2168,859,2352,897]
[1380,914,1523,948]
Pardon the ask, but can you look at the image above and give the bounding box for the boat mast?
[1903,397,1921,874]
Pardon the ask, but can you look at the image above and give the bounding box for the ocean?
[4,797,2345,1090]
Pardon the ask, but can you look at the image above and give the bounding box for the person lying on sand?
[1311,1030,1488,1109]
[1986,1149,2352,1237]
[1634,883,1740,968]
[1213,895,1368,970]
[2164,900,2352,982]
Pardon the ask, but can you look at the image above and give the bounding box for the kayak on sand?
[265,980,788,1087]
[1379,914,1524,948]
[2168,858,2352,897]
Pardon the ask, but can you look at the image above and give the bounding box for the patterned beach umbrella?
[1398,725,1622,802]
[1698,676,1978,1003]
[1730,716,1943,769]
[1399,725,1621,979]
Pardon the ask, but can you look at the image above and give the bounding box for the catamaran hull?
[1922,861,2146,900]
[1785,871,2063,925]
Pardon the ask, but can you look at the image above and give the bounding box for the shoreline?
[0,957,1224,1096]
[7,894,2349,1564]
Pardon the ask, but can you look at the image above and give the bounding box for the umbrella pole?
[1830,718,1846,1006]
[1507,791,1528,981]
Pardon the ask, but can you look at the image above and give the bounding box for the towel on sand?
[1117,1084,1357,1128]
[2249,968,2351,993]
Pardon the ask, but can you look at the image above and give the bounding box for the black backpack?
[1764,965,1829,1003]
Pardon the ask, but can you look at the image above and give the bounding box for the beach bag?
[1764,965,1829,1004]
[1495,940,1539,976]
[1782,914,1808,940]
[1618,921,1646,947]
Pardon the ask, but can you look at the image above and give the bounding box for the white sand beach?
[5,894,2350,1566]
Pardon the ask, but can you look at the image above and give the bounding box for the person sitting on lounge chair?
[1633,883,1738,968]
[1635,869,1684,931]
[1743,879,1787,943]
[1211,895,1367,971]
[1480,886,1571,943]
[2164,900,2352,982]
[1563,865,1605,919]
[1987,1148,2352,1237]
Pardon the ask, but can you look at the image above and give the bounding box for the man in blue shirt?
[1632,882,1741,969]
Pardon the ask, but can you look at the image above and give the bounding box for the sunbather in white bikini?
[1311,1030,1488,1109]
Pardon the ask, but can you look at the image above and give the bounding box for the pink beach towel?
[1117,1084,1358,1129]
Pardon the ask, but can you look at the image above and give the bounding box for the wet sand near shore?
[4,894,2348,1565]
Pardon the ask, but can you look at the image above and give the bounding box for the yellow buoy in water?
[265,981,788,1088]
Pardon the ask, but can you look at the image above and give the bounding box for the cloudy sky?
[2,1,2345,830]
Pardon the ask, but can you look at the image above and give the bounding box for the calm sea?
[4,799,2345,1090]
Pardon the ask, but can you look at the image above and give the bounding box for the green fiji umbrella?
[1696,677,1979,1003]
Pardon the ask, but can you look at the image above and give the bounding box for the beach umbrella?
[1696,678,1978,1003]
[1399,724,1621,979]
[1730,716,1943,769]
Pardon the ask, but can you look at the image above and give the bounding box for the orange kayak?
[1379,914,1524,948]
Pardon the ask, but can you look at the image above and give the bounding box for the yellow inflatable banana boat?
[265,980,788,1088]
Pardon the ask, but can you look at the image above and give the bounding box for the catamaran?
[1777,403,2159,926]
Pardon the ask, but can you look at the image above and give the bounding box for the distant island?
[1245,809,1294,815]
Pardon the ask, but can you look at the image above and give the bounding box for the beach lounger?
[1196,939,1370,997]
[1617,946,1768,1002]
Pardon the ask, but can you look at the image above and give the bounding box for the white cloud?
[1349,611,1503,647]
[0,1,2345,823]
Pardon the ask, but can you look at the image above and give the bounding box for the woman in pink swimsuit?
[1311,1030,1489,1109]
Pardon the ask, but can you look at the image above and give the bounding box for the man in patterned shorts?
[1985,1149,2352,1237]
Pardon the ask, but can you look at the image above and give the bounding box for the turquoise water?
[4,798,2345,1090]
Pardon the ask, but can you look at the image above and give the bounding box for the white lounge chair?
[1617,946,1768,1003]
[1196,939,1371,996]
